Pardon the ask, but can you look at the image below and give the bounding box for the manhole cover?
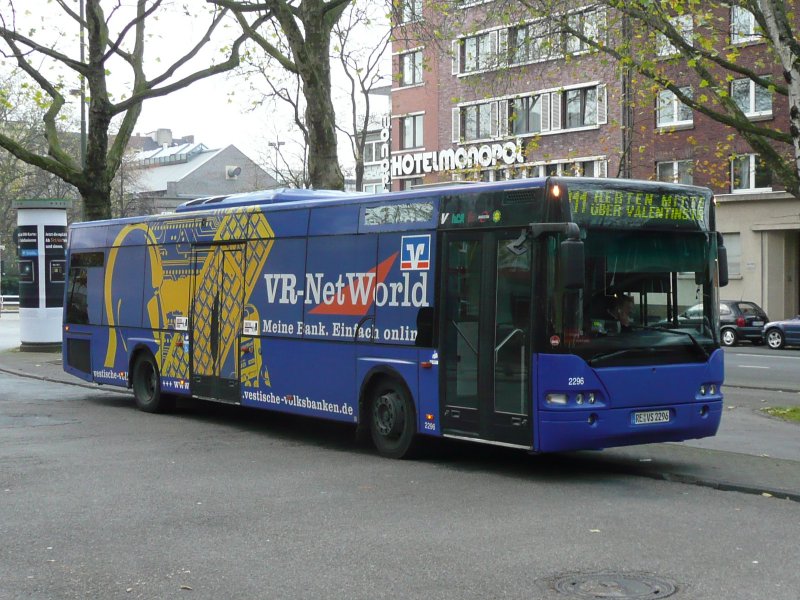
[554,572,677,599]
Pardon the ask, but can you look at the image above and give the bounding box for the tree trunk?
[299,12,344,191]
[761,0,800,197]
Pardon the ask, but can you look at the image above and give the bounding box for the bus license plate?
[634,410,670,425]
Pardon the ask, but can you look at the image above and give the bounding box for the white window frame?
[731,154,772,193]
[722,232,741,277]
[731,77,773,118]
[657,87,693,128]
[399,49,424,87]
[656,14,693,57]
[459,30,498,74]
[526,157,608,178]
[566,8,605,55]
[399,0,423,25]
[731,6,760,44]
[656,159,694,185]
[459,101,499,142]
[400,114,424,150]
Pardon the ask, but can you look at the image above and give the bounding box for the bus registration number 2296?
[633,410,670,425]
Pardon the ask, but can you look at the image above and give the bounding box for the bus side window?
[66,267,89,324]
[65,252,104,325]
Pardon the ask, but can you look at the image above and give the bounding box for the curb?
[649,470,800,503]
[0,364,131,395]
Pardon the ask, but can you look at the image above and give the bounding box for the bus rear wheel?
[369,379,417,459]
[132,353,173,413]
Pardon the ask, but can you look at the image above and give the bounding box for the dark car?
[762,316,800,350]
[719,300,769,346]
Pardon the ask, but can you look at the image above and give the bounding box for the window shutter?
[498,29,508,66]
[490,30,499,69]
[541,93,551,132]
[597,159,608,178]
[490,101,499,137]
[550,91,562,131]
[452,107,461,143]
[499,100,509,136]
[597,84,607,125]
[452,39,460,75]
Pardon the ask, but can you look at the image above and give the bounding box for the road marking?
[738,365,769,369]
[736,353,800,360]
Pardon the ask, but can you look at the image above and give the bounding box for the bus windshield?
[552,229,719,366]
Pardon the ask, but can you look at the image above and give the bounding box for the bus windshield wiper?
[587,347,646,365]
[633,325,710,359]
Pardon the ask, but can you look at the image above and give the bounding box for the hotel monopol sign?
[389,141,525,179]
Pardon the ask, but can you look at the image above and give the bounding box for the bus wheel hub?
[374,392,403,437]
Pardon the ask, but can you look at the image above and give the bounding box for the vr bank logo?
[400,235,430,271]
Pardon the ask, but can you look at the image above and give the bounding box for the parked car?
[670,300,767,346]
[719,300,769,347]
[762,315,800,349]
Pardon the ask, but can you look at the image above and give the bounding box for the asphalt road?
[724,345,800,391]
[1,374,799,600]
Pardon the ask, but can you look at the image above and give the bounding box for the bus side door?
[439,230,533,448]
[191,243,245,402]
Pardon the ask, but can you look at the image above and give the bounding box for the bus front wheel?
[369,379,417,459]
[132,353,173,413]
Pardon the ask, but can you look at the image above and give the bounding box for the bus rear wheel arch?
[131,351,174,413]
[367,377,417,459]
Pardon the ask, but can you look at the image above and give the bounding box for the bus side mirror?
[717,244,729,287]
[560,239,585,290]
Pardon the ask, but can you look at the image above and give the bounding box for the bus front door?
[440,231,533,448]
[191,244,245,402]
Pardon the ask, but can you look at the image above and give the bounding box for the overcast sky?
[3,0,389,173]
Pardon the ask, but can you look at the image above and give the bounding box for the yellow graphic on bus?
[103,208,274,392]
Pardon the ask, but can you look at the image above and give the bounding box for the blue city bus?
[62,177,727,458]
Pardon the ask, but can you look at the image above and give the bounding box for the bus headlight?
[546,393,568,405]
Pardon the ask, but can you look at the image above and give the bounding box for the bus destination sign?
[568,184,711,230]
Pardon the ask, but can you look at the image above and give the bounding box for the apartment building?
[390,2,799,319]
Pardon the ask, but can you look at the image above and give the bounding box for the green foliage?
[761,406,800,423]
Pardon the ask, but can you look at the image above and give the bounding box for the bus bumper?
[536,399,723,453]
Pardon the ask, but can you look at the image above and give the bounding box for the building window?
[564,86,598,128]
[657,160,694,184]
[529,159,606,178]
[731,6,760,44]
[656,14,693,57]
[510,95,542,135]
[400,50,423,86]
[566,8,605,54]
[657,87,693,127]
[731,77,772,117]
[462,102,495,141]
[401,114,423,149]
[400,177,423,190]
[722,233,741,277]
[461,31,496,73]
[510,21,555,64]
[399,0,422,24]
[731,154,772,192]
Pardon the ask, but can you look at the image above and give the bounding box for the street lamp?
[268,140,285,187]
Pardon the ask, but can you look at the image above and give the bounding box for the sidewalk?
[0,313,798,501]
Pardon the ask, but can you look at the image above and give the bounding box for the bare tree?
[524,0,800,194]
[0,0,253,220]
[211,0,351,191]
[333,0,391,191]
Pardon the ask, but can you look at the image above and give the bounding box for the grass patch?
[761,406,800,423]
